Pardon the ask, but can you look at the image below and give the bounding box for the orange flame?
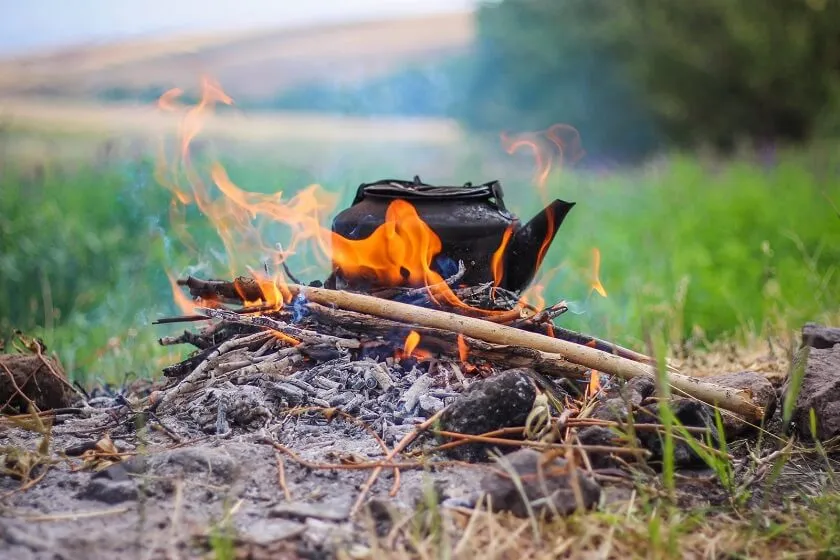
[157,77,520,318]
[491,225,515,288]
[587,370,601,397]
[404,331,421,356]
[500,124,583,301]
[331,200,441,288]
[590,248,607,298]
[167,272,197,315]
[457,334,469,363]
[330,200,506,316]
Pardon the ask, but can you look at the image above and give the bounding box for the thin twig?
[16,506,130,522]
[275,450,292,502]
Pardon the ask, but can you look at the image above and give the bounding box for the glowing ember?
[403,331,421,357]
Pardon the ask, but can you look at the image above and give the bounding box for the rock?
[479,449,601,517]
[591,377,656,422]
[577,426,629,469]
[269,502,350,522]
[590,398,631,422]
[418,394,444,415]
[0,353,75,411]
[704,371,777,437]
[363,499,397,538]
[146,446,240,484]
[802,323,840,349]
[783,344,840,441]
[622,376,657,405]
[80,478,138,504]
[634,398,719,468]
[438,369,537,462]
[239,518,305,545]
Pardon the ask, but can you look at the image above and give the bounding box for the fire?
[167,272,198,315]
[330,200,507,316]
[590,248,608,298]
[491,225,515,287]
[331,200,441,288]
[500,124,583,297]
[587,370,601,397]
[457,334,469,363]
[500,123,583,204]
[403,331,421,357]
[157,77,528,320]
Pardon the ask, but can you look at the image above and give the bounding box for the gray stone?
[577,426,627,469]
[418,394,444,415]
[80,478,138,504]
[439,369,537,462]
[802,323,840,350]
[704,371,777,437]
[591,376,657,422]
[480,448,600,517]
[269,501,350,521]
[783,344,840,441]
[590,398,631,422]
[239,518,305,545]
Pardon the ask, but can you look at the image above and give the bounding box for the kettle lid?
[352,175,507,211]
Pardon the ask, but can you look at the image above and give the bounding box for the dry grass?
[0,12,474,100]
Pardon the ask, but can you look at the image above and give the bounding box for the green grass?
[1,129,838,382]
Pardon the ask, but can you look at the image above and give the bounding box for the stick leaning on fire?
[173,276,766,421]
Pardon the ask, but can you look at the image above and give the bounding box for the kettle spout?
[503,199,575,292]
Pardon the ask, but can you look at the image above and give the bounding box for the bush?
[462,0,840,160]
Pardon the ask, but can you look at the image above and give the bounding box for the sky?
[0,0,478,55]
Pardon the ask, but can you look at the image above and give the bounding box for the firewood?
[306,303,590,380]
[295,286,766,420]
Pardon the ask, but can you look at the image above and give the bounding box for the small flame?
[587,370,601,397]
[167,272,197,315]
[590,247,608,298]
[404,331,421,357]
[491,225,515,288]
[457,334,469,363]
[500,123,582,203]
[500,124,582,281]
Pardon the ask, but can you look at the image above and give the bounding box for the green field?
[1,129,838,383]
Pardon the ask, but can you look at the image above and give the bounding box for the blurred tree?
[462,0,840,159]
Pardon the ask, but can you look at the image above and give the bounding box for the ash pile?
[145,269,777,521]
[153,273,583,446]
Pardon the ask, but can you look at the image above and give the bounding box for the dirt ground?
[1,336,837,560]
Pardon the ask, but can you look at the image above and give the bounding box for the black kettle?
[327,176,574,293]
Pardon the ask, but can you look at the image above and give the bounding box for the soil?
[1,338,836,560]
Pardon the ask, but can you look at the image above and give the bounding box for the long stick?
[296,286,765,420]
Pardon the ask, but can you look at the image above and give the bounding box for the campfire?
[6,77,827,558]
[144,78,770,519]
